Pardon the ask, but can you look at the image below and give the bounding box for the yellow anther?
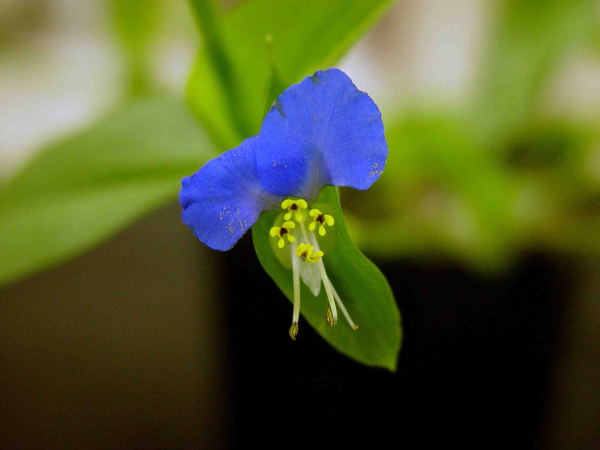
[308,209,335,236]
[289,322,299,340]
[270,221,296,248]
[295,243,324,264]
[281,198,308,222]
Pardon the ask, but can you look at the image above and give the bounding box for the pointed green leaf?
[187,0,397,148]
[253,187,402,370]
[187,0,255,147]
[0,96,216,287]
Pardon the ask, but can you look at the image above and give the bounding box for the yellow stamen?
[309,208,334,236]
[270,221,296,248]
[281,198,308,223]
[295,243,324,264]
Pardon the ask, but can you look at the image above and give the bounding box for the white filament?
[328,282,357,330]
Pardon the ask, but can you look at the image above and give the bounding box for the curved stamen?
[328,281,359,331]
[308,226,357,330]
[300,221,337,326]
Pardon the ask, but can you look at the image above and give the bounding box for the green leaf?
[187,0,397,149]
[187,0,255,147]
[253,187,402,370]
[0,96,216,287]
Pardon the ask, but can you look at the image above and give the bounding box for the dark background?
[226,237,567,448]
[1,202,597,449]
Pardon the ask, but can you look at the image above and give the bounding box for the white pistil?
[291,231,300,325]
[301,221,338,326]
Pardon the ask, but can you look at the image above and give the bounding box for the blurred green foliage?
[1,0,599,284]
[345,0,600,272]
[473,0,597,143]
[110,0,163,96]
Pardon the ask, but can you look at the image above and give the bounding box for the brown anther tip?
[325,307,334,328]
[289,322,299,340]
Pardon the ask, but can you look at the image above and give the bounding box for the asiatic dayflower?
[179,68,387,340]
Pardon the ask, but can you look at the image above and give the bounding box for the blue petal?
[180,137,281,251]
[256,68,387,201]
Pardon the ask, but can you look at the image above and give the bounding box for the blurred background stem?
[109,0,162,98]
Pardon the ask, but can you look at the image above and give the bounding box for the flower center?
[271,206,356,340]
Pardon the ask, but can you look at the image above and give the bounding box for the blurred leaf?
[473,0,597,143]
[0,97,215,287]
[187,0,397,149]
[253,187,402,370]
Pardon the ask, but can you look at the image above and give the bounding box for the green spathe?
[253,186,402,371]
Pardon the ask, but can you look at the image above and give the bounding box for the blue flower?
[180,68,387,338]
